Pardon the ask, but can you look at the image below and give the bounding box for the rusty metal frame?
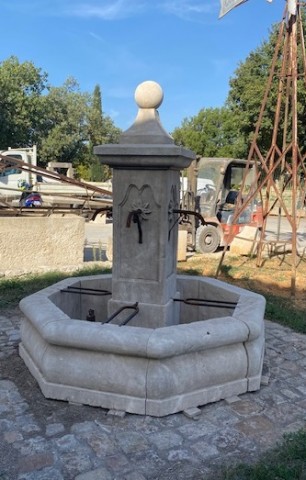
[60,286,112,296]
[0,152,112,218]
[216,2,306,296]
[102,303,139,326]
[173,297,237,309]
[0,153,112,198]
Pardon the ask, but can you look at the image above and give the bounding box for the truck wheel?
[196,225,220,254]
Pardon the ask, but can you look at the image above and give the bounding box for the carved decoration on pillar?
[168,185,179,240]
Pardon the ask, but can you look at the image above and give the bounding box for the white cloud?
[89,31,105,42]
[61,0,217,21]
[1,0,219,22]
[1,0,147,19]
[159,0,218,19]
[108,108,120,118]
[67,0,146,20]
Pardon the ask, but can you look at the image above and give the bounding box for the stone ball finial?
[134,81,164,110]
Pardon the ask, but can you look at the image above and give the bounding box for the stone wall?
[0,217,85,276]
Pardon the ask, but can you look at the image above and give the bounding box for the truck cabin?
[196,158,255,223]
[0,152,38,189]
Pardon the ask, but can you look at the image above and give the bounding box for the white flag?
[219,0,248,18]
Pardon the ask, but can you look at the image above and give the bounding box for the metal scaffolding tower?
[216,1,306,295]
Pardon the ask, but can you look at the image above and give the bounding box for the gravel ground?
[1,308,306,480]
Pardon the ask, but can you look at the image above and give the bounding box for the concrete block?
[225,396,241,404]
[0,217,84,275]
[107,409,126,418]
[178,229,187,262]
[261,375,270,386]
[183,407,201,419]
[229,226,259,256]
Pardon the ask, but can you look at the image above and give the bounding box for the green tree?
[88,84,121,147]
[172,29,278,160]
[226,15,306,157]
[172,107,244,158]
[0,56,48,149]
[0,56,121,177]
[226,27,279,157]
[37,77,90,167]
[86,84,121,181]
[88,84,104,147]
[173,14,306,160]
[0,56,122,178]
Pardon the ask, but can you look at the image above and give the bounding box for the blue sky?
[1,0,282,133]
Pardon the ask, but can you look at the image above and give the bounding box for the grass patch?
[0,266,111,310]
[217,429,306,480]
[178,253,306,334]
[261,291,306,334]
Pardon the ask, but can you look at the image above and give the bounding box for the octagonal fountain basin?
[19,274,265,417]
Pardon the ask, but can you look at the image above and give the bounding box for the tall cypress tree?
[88,85,104,181]
[89,84,103,147]
[87,84,121,181]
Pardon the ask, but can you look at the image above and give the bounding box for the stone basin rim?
[19,274,266,416]
[19,274,265,358]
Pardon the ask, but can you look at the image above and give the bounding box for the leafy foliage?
[172,12,306,161]
[172,107,246,158]
[86,84,120,181]
[88,84,104,147]
[0,56,121,175]
[226,25,280,157]
[37,77,90,166]
[0,56,48,149]
[172,31,277,158]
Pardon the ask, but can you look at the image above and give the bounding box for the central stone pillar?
[94,81,195,328]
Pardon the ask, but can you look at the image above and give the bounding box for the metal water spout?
[94,81,195,328]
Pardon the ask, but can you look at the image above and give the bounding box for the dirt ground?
[178,250,306,311]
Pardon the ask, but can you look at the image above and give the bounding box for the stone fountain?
[19,81,266,417]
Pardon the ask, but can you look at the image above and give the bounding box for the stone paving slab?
[0,308,306,479]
